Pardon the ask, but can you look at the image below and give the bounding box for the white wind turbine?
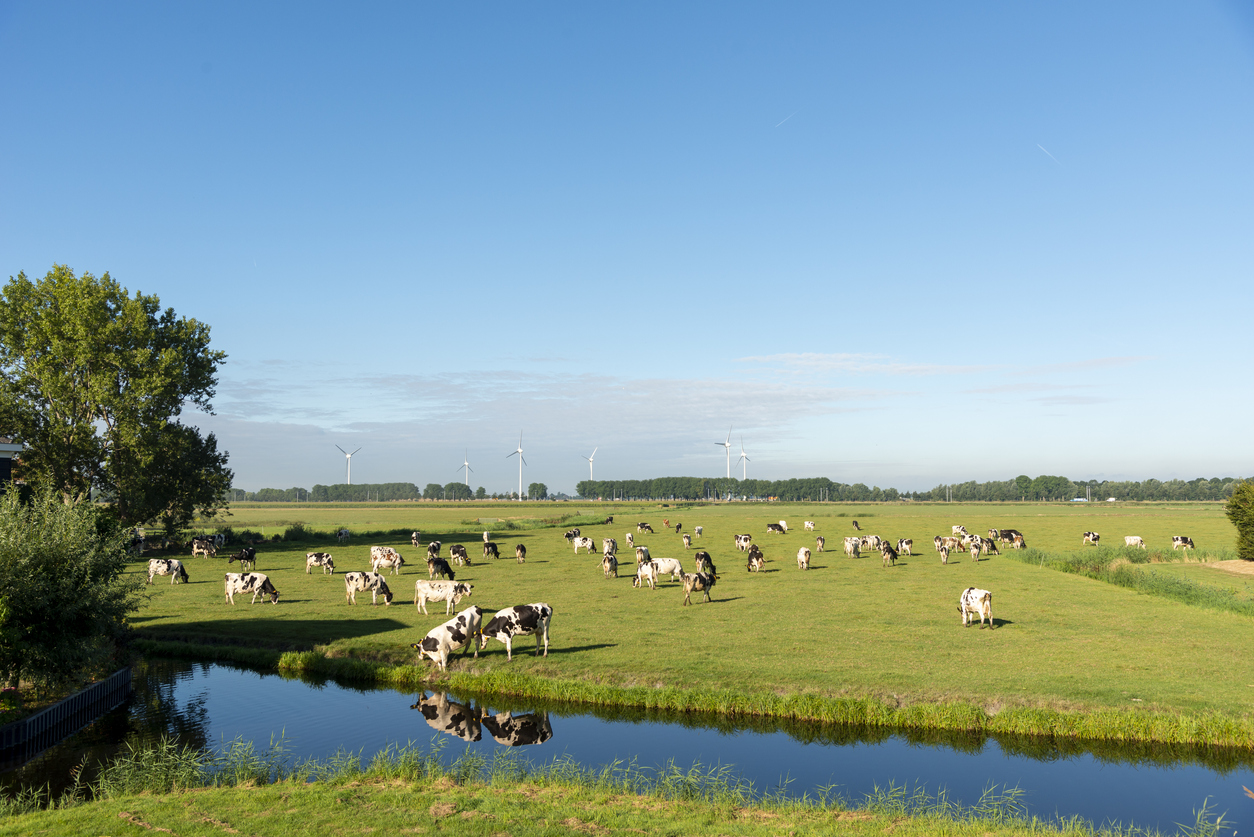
[458,451,473,486]
[582,447,598,481]
[506,433,527,500]
[738,437,750,480]
[715,426,732,478]
[336,445,362,485]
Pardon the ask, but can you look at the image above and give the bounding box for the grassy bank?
[0,736,1230,836]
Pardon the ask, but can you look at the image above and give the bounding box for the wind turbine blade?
[336,445,347,455]
[351,448,362,456]
[507,451,518,458]
[590,447,598,458]
[725,426,732,444]
[521,456,528,466]
[467,464,473,472]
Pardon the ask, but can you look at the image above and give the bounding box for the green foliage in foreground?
[1226,481,1254,561]
[0,737,1233,836]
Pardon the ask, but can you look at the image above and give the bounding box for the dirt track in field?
[1207,560,1254,576]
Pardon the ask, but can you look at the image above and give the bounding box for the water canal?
[4,660,1252,833]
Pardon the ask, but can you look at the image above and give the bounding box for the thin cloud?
[1015,357,1151,376]
[739,352,997,376]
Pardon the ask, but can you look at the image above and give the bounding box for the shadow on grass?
[139,617,410,642]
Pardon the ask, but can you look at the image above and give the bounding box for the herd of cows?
[139,517,1205,670]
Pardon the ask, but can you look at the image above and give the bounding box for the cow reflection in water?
[411,691,552,747]
[412,692,481,742]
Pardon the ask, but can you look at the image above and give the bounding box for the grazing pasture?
[137,501,1249,723]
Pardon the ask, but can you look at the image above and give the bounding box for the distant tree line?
[919,475,1246,503]
[576,477,898,502]
[235,482,540,502]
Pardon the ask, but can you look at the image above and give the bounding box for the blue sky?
[2,2,1252,494]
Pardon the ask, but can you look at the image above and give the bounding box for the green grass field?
[132,501,1249,738]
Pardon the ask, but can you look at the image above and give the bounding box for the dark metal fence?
[0,667,132,768]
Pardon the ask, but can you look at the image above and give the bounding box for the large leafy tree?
[0,265,231,532]
[1227,481,1254,561]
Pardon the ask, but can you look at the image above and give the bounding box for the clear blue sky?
[3,2,1251,494]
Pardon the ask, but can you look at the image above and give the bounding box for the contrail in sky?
[775,110,799,128]
[1037,144,1062,165]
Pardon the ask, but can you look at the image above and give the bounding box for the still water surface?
[6,660,1253,833]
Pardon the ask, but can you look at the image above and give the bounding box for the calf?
[815,536,826,553]
[413,580,474,615]
[1083,532,1101,546]
[881,543,898,567]
[694,526,703,538]
[412,606,483,671]
[224,572,279,605]
[515,543,527,563]
[634,545,651,565]
[147,558,189,585]
[372,551,406,576]
[306,552,336,574]
[1125,535,1146,549]
[766,523,785,534]
[344,571,394,605]
[411,531,422,548]
[797,547,811,570]
[479,603,552,661]
[682,533,692,549]
[1172,536,1195,551]
[694,551,716,574]
[427,556,456,580]
[228,547,257,572]
[681,572,718,606]
[636,522,655,534]
[633,561,659,590]
[746,553,765,572]
[483,541,500,560]
[959,587,993,628]
[602,553,618,578]
[572,536,596,555]
[652,557,684,581]
[449,544,470,566]
[896,538,912,556]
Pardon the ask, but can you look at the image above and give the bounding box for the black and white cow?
[479,603,552,661]
[796,547,811,570]
[844,537,861,558]
[483,541,500,560]
[602,537,618,556]
[815,536,826,553]
[881,543,898,567]
[636,522,655,534]
[603,516,614,524]
[515,543,527,563]
[651,557,684,581]
[980,537,999,556]
[851,520,861,531]
[563,528,581,542]
[987,528,1001,541]
[766,523,785,534]
[939,545,950,565]
[746,553,765,572]
[625,532,635,548]
[952,525,968,536]
[413,580,474,615]
[634,545,651,565]
[694,551,716,574]
[412,692,480,742]
[147,558,189,585]
[1083,531,1101,546]
[427,541,442,560]
[306,552,336,574]
[959,587,993,628]
[191,539,216,558]
[1172,536,1195,551]
[411,531,422,548]
[896,538,912,556]
[371,549,406,575]
[344,571,394,605]
[694,526,703,538]
[481,711,553,747]
[337,528,350,543]
[224,572,279,604]
[449,544,470,566]
[602,553,618,578]
[1011,534,1026,549]
[734,534,752,552]
[860,535,883,551]
[228,547,257,572]
[427,556,456,580]
[572,537,596,555]
[682,533,692,549]
[412,606,483,671]
[804,521,815,531]
[483,530,491,543]
[998,529,1023,546]
[633,561,659,590]
[681,572,718,605]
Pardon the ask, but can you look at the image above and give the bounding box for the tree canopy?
[0,265,231,532]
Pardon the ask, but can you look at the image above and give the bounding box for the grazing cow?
[1172,536,1195,551]
[941,536,964,553]
[228,547,257,572]
[563,528,582,542]
[681,572,718,606]
[427,541,442,559]
[344,571,394,605]
[987,528,1001,541]
[372,550,406,576]
[797,547,811,570]
[1083,532,1101,546]
[602,537,618,555]
[147,558,189,585]
[515,543,527,563]
[896,538,912,556]
[852,520,861,531]
[682,533,692,549]
[881,543,898,567]
[815,536,826,553]
[306,552,336,574]
[843,537,861,558]
[481,711,553,747]
[603,516,614,525]
[1011,535,1026,550]
[980,537,1000,556]
[413,692,481,742]
[192,541,216,559]
[734,534,752,551]
[766,523,786,534]
[370,545,400,565]
[572,536,596,555]
[939,545,949,565]
[652,557,684,581]
[778,520,789,532]
[212,533,226,549]
[479,603,552,661]
[625,532,635,548]
[633,561,659,590]
[998,529,1023,546]
[483,531,491,543]
[860,535,882,551]
[337,528,350,543]
[934,535,943,551]
[413,580,474,615]
[637,522,655,534]
[968,539,982,562]
[694,552,716,574]
[483,541,500,560]
[952,525,968,536]
[412,606,483,671]
[602,553,618,578]
[959,587,993,628]
[804,521,815,531]
[411,531,422,548]
[449,544,470,566]
[674,523,682,534]
[694,526,703,538]
[663,518,670,528]
[1125,535,1146,549]
[224,572,279,605]
[634,545,651,565]
[746,553,765,572]
[427,556,456,580]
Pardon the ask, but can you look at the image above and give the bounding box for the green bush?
[1226,481,1254,561]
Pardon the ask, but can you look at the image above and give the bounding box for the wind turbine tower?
[506,433,527,500]
[459,451,474,486]
[336,445,362,485]
[715,427,732,478]
[738,437,750,480]
[582,447,598,481]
